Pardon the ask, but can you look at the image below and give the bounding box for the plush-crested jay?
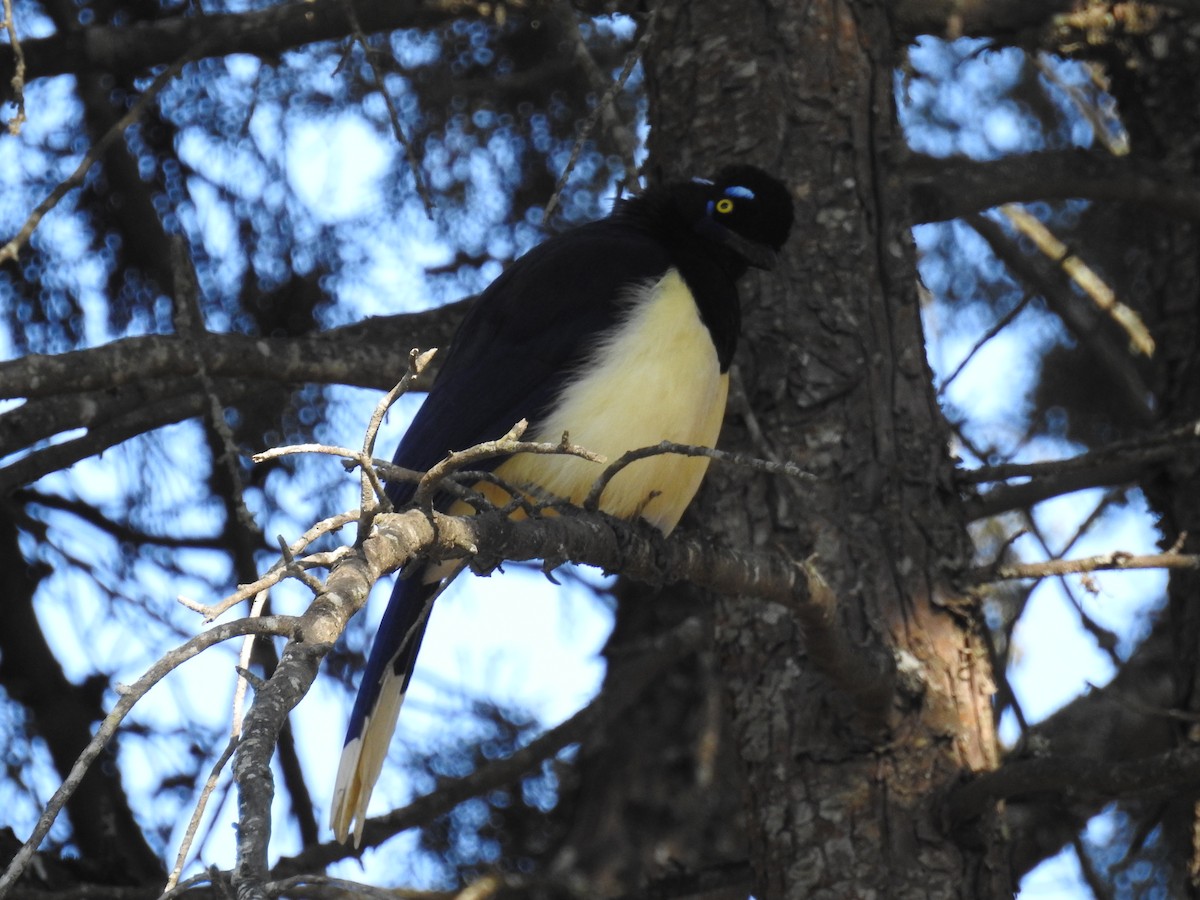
[331,165,794,845]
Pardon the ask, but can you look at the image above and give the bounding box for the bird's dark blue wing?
[388,220,674,505]
[331,219,675,844]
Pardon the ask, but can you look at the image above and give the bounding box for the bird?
[330,164,794,845]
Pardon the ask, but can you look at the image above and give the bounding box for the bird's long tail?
[330,572,439,847]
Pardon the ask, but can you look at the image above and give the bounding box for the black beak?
[695,219,780,270]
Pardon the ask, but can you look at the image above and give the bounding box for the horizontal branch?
[231,505,841,894]
[962,418,1200,524]
[964,549,1200,584]
[907,150,1200,224]
[963,417,1200,488]
[0,381,251,494]
[0,306,467,400]
[946,744,1200,825]
[890,0,1076,40]
[0,0,523,86]
[0,309,466,490]
[963,458,1147,520]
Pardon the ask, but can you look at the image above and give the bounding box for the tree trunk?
[646,1,1006,894]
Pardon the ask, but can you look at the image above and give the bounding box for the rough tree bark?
[645,1,1004,895]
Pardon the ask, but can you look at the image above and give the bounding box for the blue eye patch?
[724,185,756,199]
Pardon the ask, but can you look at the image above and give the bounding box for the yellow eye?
[715,198,734,214]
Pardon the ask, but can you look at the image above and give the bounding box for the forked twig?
[584,440,813,511]
[0,617,298,899]
[0,49,199,263]
[543,8,655,222]
[410,421,603,507]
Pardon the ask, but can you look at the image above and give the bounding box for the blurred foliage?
[409,701,560,887]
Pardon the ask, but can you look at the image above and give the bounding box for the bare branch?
[233,639,324,900]
[543,5,651,221]
[163,736,238,893]
[947,745,1200,826]
[410,421,605,507]
[583,439,814,512]
[906,150,1200,224]
[356,348,438,530]
[965,549,1200,584]
[937,292,1034,397]
[198,510,358,622]
[1,0,25,132]
[999,204,1153,356]
[965,418,1200,486]
[0,332,414,401]
[0,616,298,900]
[0,51,194,265]
[232,591,274,737]
[962,418,1200,517]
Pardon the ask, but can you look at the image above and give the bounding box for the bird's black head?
[682,165,794,270]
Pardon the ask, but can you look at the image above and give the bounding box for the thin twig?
[254,443,396,514]
[1024,491,1123,663]
[357,348,438,531]
[410,421,604,507]
[1,0,26,134]
[542,8,654,222]
[163,736,238,893]
[198,510,358,621]
[965,549,1200,584]
[962,418,1200,485]
[341,0,433,217]
[0,51,197,264]
[946,744,1200,825]
[158,871,218,900]
[277,534,327,596]
[232,589,273,737]
[0,616,298,900]
[938,292,1033,396]
[584,440,814,511]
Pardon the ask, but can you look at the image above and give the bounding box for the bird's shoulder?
[466,219,676,332]
[388,219,679,486]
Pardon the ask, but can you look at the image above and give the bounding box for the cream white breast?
[492,268,729,534]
